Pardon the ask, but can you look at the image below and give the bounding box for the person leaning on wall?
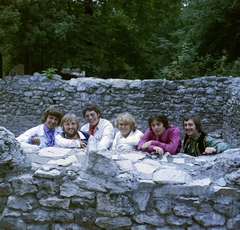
[55,113,90,148]
[182,114,231,157]
[80,103,115,150]
[111,112,143,152]
[16,107,63,149]
[138,113,181,156]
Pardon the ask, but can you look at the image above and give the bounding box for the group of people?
[16,104,231,157]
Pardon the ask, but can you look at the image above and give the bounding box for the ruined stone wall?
[0,127,240,229]
[0,73,240,148]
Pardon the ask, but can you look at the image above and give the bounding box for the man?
[138,113,181,155]
[16,107,63,148]
[182,114,230,156]
[81,104,114,150]
[55,113,89,148]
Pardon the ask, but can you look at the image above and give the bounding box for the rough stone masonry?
[0,74,240,229]
[0,73,240,147]
[0,126,240,229]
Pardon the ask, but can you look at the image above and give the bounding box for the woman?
[111,112,143,151]
[138,113,181,156]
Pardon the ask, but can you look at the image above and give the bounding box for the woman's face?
[118,122,131,138]
[151,119,166,136]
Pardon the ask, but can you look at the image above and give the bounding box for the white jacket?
[16,124,62,149]
[111,129,143,151]
[55,131,88,148]
[81,118,114,150]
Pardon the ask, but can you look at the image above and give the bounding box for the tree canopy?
[0,0,240,79]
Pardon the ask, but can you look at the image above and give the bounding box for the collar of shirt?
[190,132,201,141]
[43,124,55,133]
[89,123,99,135]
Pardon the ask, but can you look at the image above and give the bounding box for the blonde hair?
[60,114,80,130]
[115,112,137,131]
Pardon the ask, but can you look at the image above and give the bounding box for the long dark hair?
[148,113,169,130]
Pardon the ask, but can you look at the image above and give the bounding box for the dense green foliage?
[0,0,240,79]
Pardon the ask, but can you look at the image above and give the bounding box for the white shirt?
[111,129,143,151]
[81,118,114,150]
[55,131,88,148]
[16,124,62,149]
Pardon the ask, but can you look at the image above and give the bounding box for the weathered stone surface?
[226,214,240,230]
[0,75,240,229]
[0,127,25,173]
[96,193,135,217]
[7,195,38,211]
[133,213,165,226]
[1,75,240,149]
[95,216,132,228]
[153,168,191,184]
[11,174,37,195]
[193,212,226,227]
[39,196,70,209]
[60,182,95,199]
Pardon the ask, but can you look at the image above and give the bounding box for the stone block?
[193,212,225,227]
[133,213,165,226]
[39,196,70,209]
[7,195,38,211]
[95,216,132,229]
[96,193,135,217]
[11,174,37,195]
[0,182,12,195]
[60,182,95,199]
[153,169,192,185]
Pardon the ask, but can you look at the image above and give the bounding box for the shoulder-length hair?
[148,113,169,129]
[183,114,202,132]
[115,112,138,131]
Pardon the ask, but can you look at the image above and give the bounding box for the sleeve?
[55,134,80,148]
[137,128,152,152]
[111,132,120,150]
[124,130,143,147]
[16,127,39,145]
[205,136,231,154]
[150,127,181,154]
[98,121,115,150]
[80,124,89,133]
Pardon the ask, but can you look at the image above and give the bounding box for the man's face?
[45,115,59,129]
[84,110,100,126]
[151,119,166,136]
[183,119,198,137]
[63,119,78,138]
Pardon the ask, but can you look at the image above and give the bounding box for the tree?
[0,0,183,79]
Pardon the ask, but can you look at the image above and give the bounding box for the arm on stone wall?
[97,120,115,150]
[55,134,81,148]
[16,126,41,145]
[205,136,231,154]
[151,126,181,154]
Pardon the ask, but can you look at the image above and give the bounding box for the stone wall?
[0,73,240,147]
[0,127,240,229]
